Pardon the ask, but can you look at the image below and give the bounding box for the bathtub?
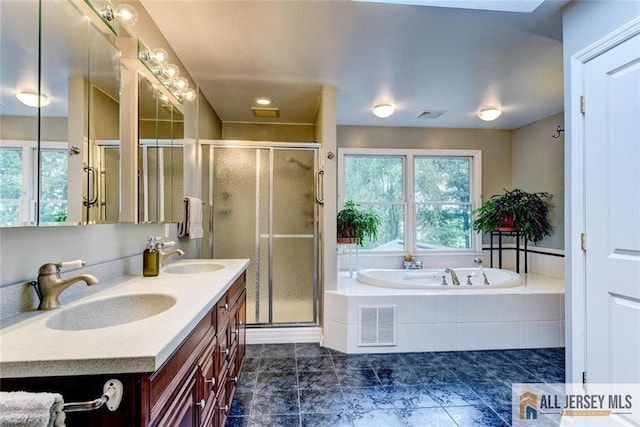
[356,267,522,289]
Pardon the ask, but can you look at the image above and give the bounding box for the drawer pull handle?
[223,303,229,311]
[222,404,229,414]
[223,348,230,358]
[232,376,238,384]
[197,399,206,410]
[205,378,215,389]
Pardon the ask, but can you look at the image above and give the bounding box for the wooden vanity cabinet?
[0,271,246,427]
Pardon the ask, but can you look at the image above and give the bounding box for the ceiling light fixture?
[372,103,395,119]
[255,97,272,106]
[16,90,50,108]
[477,107,502,121]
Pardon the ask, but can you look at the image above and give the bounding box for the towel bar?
[63,379,123,413]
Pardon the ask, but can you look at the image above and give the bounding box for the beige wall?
[513,112,564,249]
[198,93,222,140]
[337,126,513,203]
[223,122,314,142]
[0,116,67,141]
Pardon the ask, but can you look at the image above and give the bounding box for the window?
[339,148,481,253]
[0,141,68,226]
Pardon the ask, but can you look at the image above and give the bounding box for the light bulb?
[164,64,179,80]
[175,77,189,90]
[183,88,196,101]
[255,97,272,105]
[115,4,138,25]
[151,48,168,66]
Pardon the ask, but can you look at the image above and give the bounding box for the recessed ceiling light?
[477,107,501,121]
[16,90,50,108]
[255,97,272,106]
[372,103,395,118]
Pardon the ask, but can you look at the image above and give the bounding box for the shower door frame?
[202,140,323,328]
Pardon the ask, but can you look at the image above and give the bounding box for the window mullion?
[406,154,415,253]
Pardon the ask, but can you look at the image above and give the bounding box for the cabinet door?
[154,368,198,427]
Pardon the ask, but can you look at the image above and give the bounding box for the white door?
[584,32,640,384]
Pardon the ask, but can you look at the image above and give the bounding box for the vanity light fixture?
[138,39,196,102]
[372,103,395,119]
[255,97,272,106]
[477,107,502,121]
[101,3,138,25]
[16,90,50,108]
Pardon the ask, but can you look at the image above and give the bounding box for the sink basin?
[164,262,224,274]
[46,294,176,331]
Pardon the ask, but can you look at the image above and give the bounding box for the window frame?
[338,148,482,255]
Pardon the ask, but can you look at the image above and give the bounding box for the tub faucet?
[403,259,423,270]
[31,260,98,310]
[157,241,185,265]
[473,257,490,285]
[445,267,461,286]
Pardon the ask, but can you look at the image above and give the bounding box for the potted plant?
[337,200,381,246]
[471,188,552,243]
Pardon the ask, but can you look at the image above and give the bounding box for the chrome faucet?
[473,257,490,285]
[403,259,423,269]
[31,260,98,310]
[157,241,185,265]
[445,267,461,286]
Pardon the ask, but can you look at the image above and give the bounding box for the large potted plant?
[337,200,381,246]
[471,188,552,243]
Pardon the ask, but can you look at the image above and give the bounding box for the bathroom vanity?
[0,259,248,427]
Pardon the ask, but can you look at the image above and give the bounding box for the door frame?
[567,16,640,383]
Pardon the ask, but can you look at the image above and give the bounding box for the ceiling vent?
[417,110,446,119]
[251,107,280,118]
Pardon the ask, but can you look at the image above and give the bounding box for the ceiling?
[140,0,566,130]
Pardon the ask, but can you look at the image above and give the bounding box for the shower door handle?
[315,169,324,206]
[83,164,98,206]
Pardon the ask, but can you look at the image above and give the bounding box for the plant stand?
[490,230,528,273]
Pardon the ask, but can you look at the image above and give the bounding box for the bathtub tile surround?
[326,273,564,354]
[225,343,565,426]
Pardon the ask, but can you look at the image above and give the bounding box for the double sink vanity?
[0,259,249,427]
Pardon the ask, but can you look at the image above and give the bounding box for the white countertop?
[0,259,249,378]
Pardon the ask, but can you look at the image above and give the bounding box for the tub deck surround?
[325,272,565,354]
[357,267,523,289]
[0,258,249,378]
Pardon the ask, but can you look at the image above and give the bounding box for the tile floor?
[225,344,565,427]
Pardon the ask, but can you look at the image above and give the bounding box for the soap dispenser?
[143,237,160,277]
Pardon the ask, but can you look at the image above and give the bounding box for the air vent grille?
[358,305,396,347]
[417,110,446,119]
[251,107,280,118]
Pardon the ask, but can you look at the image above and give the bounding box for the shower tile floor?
[225,343,565,427]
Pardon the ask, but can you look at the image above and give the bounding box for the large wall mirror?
[0,0,121,227]
[138,73,184,224]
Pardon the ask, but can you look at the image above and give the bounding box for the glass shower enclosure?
[203,142,321,326]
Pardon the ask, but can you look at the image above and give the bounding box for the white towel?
[0,391,66,427]
[183,196,203,240]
